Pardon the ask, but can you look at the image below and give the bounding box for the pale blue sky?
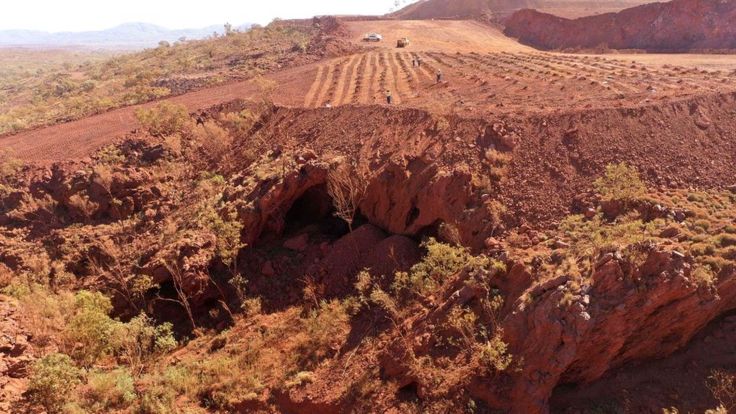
[0,0,418,32]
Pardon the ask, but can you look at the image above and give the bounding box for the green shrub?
[0,149,23,181]
[118,314,177,372]
[63,291,123,366]
[694,219,711,231]
[135,366,194,414]
[285,371,315,388]
[196,202,243,267]
[96,145,126,165]
[195,355,262,409]
[135,385,176,414]
[477,332,513,372]
[717,234,736,248]
[84,369,136,412]
[692,266,717,288]
[221,109,259,136]
[135,102,191,137]
[691,242,717,257]
[392,238,489,299]
[27,353,82,413]
[593,162,646,204]
[298,300,350,369]
[720,247,736,261]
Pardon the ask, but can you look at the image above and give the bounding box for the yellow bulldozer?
[397,37,410,48]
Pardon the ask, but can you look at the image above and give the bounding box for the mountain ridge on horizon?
[0,22,253,48]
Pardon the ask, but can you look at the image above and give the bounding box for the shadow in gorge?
[240,184,361,313]
[550,309,736,413]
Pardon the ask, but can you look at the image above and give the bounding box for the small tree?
[118,314,177,374]
[161,262,198,332]
[326,163,366,232]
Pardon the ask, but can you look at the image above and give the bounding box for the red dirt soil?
[390,0,660,20]
[231,91,736,236]
[505,0,736,51]
[3,19,736,163]
[5,16,736,409]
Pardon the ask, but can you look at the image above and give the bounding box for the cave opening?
[397,382,419,403]
[283,184,364,238]
[147,280,231,336]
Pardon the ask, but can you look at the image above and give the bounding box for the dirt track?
[0,67,305,162]
[3,19,736,163]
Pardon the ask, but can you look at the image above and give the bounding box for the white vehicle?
[363,33,383,42]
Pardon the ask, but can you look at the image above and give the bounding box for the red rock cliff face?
[504,0,736,51]
[378,248,736,413]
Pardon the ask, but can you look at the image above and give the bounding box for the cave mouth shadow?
[282,184,366,239]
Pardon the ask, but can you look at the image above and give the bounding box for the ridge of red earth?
[389,0,661,20]
[504,0,736,52]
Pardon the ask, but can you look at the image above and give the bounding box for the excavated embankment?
[221,91,736,248]
[216,94,736,412]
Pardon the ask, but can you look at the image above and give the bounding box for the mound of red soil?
[390,0,539,21]
[504,0,736,51]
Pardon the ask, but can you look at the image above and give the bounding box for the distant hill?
[0,22,253,48]
[389,0,659,20]
[504,0,736,51]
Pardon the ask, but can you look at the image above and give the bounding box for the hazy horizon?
[0,22,251,34]
[1,0,418,32]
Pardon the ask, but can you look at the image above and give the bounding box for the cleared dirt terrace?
[345,20,534,53]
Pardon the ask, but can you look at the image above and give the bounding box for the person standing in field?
[436,69,443,83]
[386,90,393,104]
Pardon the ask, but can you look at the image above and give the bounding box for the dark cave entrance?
[283,184,363,238]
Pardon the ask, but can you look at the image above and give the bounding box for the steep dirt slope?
[0,296,34,413]
[505,0,736,51]
[390,0,658,20]
[390,0,538,20]
[224,90,736,241]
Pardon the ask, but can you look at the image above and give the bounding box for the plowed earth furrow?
[412,53,435,81]
[342,54,364,105]
[303,64,325,107]
[376,53,390,103]
[323,58,348,107]
[314,60,337,108]
[391,52,413,101]
[333,54,358,106]
[359,52,377,104]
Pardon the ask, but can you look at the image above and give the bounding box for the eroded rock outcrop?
[370,246,735,413]
[492,248,731,412]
